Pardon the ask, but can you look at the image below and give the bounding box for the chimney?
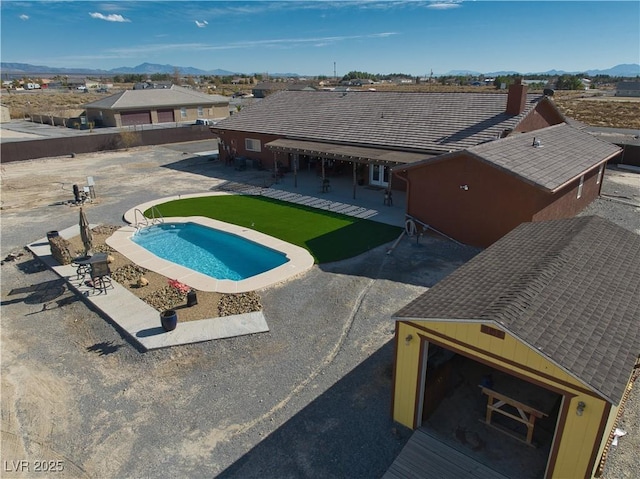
[506,79,528,115]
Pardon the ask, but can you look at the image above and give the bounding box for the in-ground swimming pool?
[133,222,289,281]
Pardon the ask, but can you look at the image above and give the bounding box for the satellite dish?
[544,88,555,97]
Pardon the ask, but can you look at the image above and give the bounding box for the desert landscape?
[3,84,639,129]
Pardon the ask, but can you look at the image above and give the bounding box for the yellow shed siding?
[553,397,609,478]
[406,320,587,391]
[393,322,422,428]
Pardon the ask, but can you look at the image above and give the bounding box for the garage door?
[157,109,175,123]
[121,110,151,126]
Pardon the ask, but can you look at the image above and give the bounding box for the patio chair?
[72,256,92,280]
[90,260,113,294]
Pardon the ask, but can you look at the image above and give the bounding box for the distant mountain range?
[1,62,639,78]
[0,62,237,77]
[448,63,640,78]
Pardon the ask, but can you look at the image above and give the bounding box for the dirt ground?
[1,143,638,478]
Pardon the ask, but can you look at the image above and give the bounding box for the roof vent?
[532,137,542,148]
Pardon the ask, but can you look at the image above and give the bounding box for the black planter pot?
[47,230,60,241]
[161,310,178,332]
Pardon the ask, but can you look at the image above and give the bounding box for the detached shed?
[390,216,640,478]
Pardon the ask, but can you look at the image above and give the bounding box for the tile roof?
[393,216,640,404]
[84,85,229,110]
[253,82,315,91]
[213,90,542,153]
[465,123,622,191]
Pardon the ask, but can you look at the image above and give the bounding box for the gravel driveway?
[1,143,638,478]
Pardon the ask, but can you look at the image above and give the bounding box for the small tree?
[555,75,584,90]
[172,67,181,85]
[118,129,139,150]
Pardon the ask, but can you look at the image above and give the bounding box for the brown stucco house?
[84,85,230,127]
[389,215,640,479]
[211,83,566,191]
[396,123,621,247]
[211,83,621,246]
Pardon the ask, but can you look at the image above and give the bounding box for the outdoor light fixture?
[576,401,586,416]
[405,334,413,345]
[460,185,469,191]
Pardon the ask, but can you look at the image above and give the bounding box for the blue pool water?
[133,222,288,281]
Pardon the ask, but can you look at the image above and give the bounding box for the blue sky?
[1,1,638,76]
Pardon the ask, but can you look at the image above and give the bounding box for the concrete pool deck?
[22,186,397,351]
[26,224,270,351]
[114,194,315,293]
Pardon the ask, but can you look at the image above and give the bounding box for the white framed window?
[180,108,187,118]
[197,106,204,117]
[577,175,584,199]
[245,138,261,152]
[596,164,604,185]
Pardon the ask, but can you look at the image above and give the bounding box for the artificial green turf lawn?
[145,195,401,263]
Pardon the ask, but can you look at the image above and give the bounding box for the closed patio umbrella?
[79,207,93,257]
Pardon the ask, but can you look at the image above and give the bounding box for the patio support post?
[321,158,326,180]
[274,152,278,184]
[352,161,357,199]
[293,153,298,188]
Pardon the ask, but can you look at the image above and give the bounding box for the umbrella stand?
[79,207,93,257]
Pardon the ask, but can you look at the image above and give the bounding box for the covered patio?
[264,165,408,228]
[266,139,434,204]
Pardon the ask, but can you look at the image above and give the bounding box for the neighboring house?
[252,82,316,98]
[395,123,621,247]
[84,85,230,127]
[133,81,173,90]
[391,216,640,479]
[584,126,640,167]
[615,81,640,97]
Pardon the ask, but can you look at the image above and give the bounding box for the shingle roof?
[465,124,622,191]
[213,90,542,153]
[393,216,640,404]
[84,85,229,110]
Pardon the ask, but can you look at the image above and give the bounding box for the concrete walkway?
[268,168,407,227]
[27,224,269,351]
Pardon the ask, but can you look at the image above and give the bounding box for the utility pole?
[334,62,336,81]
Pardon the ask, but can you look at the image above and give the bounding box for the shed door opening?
[420,344,562,479]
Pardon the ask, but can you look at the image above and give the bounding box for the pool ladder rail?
[133,206,164,232]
